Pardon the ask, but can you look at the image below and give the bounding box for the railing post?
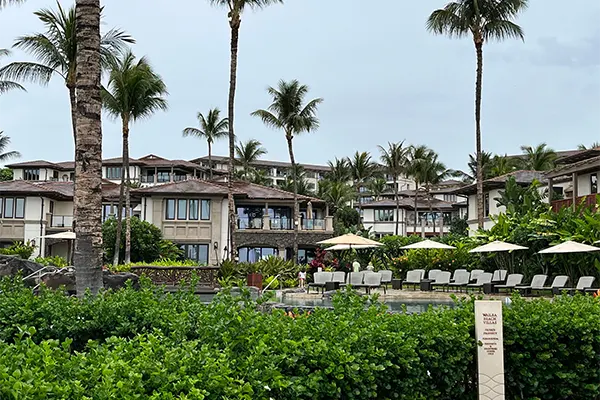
[262,215,270,230]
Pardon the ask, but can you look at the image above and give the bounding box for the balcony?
[237,216,263,230]
[302,219,325,230]
[237,215,332,231]
[50,215,73,228]
[551,195,599,212]
[270,217,292,230]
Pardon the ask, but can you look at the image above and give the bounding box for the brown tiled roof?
[453,170,546,195]
[5,160,72,170]
[545,154,600,179]
[0,180,126,200]
[228,181,324,202]
[0,180,58,195]
[192,155,331,172]
[135,179,233,195]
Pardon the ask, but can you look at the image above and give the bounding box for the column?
[170,166,174,182]
[325,216,334,231]
[154,167,158,184]
[572,172,578,211]
[262,202,270,230]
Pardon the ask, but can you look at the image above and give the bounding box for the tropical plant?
[418,152,450,233]
[0,49,24,94]
[368,178,388,201]
[0,132,20,163]
[326,157,351,183]
[467,151,493,180]
[0,2,133,144]
[234,139,267,180]
[209,0,283,262]
[251,79,323,263]
[379,142,407,235]
[317,179,354,212]
[519,143,557,171]
[427,0,529,229]
[102,50,168,266]
[102,217,164,264]
[578,142,600,150]
[347,151,379,214]
[333,206,362,235]
[0,0,25,8]
[34,255,68,268]
[73,0,104,296]
[0,168,12,181]
[0,241,36,259]
[249,168,272,186]
[490,154,517,177]
[406,145,434,234]
[182,108,228,179]
[278,165,313,196]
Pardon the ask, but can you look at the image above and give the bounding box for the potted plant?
[246,263,263,290]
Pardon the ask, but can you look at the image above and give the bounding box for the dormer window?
[24,169,40,181]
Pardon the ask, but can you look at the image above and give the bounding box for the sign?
[475,300,505,400]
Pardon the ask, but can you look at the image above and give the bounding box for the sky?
[0,0,599,171]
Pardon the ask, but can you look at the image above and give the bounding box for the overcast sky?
[0,0,598,170]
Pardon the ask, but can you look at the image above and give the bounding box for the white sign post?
[475,300,505,400]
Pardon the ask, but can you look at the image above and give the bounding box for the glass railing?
[237,216,263,230]
[302,219,325,231]
[270,217,292,230]
[51,215,73,228]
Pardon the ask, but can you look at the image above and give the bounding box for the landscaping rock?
[103,271,140,290]
[42,268,76,292]
[0,255,45,278]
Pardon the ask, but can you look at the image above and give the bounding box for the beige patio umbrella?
[317,233,382,282]
[326,244,374,251]
[39,231,75,265]
[306,201,313,220]
[400,239,455,250]
[538,241,600,285]
[470,240,528,273]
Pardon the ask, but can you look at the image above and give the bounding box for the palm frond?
[250,109,283,129]
[13,34,66,72]
[483,20,524,41]
[0,80,25,94]
[0,0,26,9]
[0,62,57,84]
[182,127,205,138]
[426,7,470,38]
[0,133,20,162]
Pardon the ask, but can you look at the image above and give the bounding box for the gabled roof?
[5,160,73,170]
[228,180,324,202]
[0,180,122,200]
[453,170,546,195]
[545,154,600,179]
[135,179,233,195]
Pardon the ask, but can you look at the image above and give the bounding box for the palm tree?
[208,0,283,261]
[0,0,25,8]
[0,50,24,94]
[368,178,388,202]
[0,3,133,144]
[347,151,379,215]
[490,154,517,177]
[0,132,21,162]
[317,179,354,212]
[73,0,103,296]
[235,139,267,180]
[427,0,528,229]
[279,165,312,196]
[250,168,272,186]
[183,108,228,179]
[102,51,168,265]
[406,145,434,235]
[519,143,557,171]
[468,151,493,180]
[251,79,322,263]
[326,157,352,183]
[379,142,407,235]
[578,142,600,150]
[419,153,450,234]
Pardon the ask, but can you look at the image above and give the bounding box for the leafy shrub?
[0,241,36,259]
[108,258,200,272]
[33,256,68,268]
[158,239,184,260]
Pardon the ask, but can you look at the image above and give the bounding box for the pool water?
[278,296,455,313]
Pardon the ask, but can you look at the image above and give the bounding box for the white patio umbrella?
[400,239,455,250]
[538,241,600,254]
[469,241,528,253]
[317,233,382,283]
[326,244,374,251]
[39,231,75,265]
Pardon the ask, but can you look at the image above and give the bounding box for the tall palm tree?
[347,151,379,215]
[102,51,168,265]
[251,79,322,263]
[279,165,312,196]
[0,2,133,144]
[0,132,21,162]
[326,157,352,183]
[468,151,493,180]
[182,108,228,179]
[0,50,24,94]
[490,154,517,177]
[519,143,557,171]
[379,141,407,235]
[73,0,103,296]
[317,179,354,213]
[427,0,528,229]
[419,153,450,234]
[406,145,434,235]
[235,139,267,180]
[208,0,283,261]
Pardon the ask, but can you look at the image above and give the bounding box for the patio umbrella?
[317,234,382,283]
[399,239,455,250]
[39,231,75,265]
[326,244,374,251]
[469,241,528,273]
[538,241,600,285]
[306,201,313,220]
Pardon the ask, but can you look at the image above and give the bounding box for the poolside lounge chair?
[448,270,471,292]
[563,276,596,295]
[451,269,468,282]
[403,269,424,290]
[514,274,547,295]
[495,274,524,292]
[308,272,333,293]
[379,270,393,288]
[427,269,442,281]
[469,269,484,282]
[355,272,384,294]
[492,269,508,283]
[533,275,568,295]
[341,271,365,287]
[432,271,452,291]
[332,271,346,284]
[466,272,493,292]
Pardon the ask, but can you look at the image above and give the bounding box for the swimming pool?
[277,296,456,313]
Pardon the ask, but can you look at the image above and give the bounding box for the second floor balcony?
[237,215,332,232]
[50,215,73,228]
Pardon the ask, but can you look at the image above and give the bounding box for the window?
[15,198,24,218]
[179,244,209,265]
[102,204,114,222]
[238,247,278,263]
[23,169,40,181]
[375,209,394,222]
[591,173,598,194]
[177,199,187,220]
[165,199,176,220]
[3,198,14,218]
[443,194,457,203]
[157,171,170,183]
[201,200,210,220]
[189,199,199,220]
[106,167,122,179]
[485,193,490,217]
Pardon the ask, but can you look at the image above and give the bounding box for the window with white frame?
[166,199,211,221]
[1,197,25,219]
[375,209,394,222]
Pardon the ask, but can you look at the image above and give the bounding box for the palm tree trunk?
[68,84,77,147]
[413,180,419,235]
[475,38,484,229]
[394,177,400,235]
[428,188,435,235]
[73,0,103,296]
[208,141,213,180]
[112,169,124,266]
[286,133,299,265]
[123,117,132,265]
[227,17,241,261]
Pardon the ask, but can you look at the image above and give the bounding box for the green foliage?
[33,256,68,268]
[158,239,184,260]
[449,215,468,236]
[102,217,163,263]
[0,167,13,181]
[333,206,361,235]
[109,259,199,272]
[219,257,301,288]
[0,278,598,399]
[0,241,35,259]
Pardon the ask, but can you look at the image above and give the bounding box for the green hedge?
[0,278,598,399]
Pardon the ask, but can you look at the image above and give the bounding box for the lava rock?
[0,255,45,279]
[103,271,140,290]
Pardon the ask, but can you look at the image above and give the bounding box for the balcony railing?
[302,219,325,230]
[270,217,292,230]
[173,175,187,182]
[237,216,263,230]
[551,195,599,212]
[51,215,73,228]
[141,175,154,183]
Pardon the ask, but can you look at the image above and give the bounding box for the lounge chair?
[492,269,508,283]
[495,274,524,292]
[427,269,442,281]
[341,271,365,288]
[563,276,596,295]
[332,271,346,284]
[355,272,383,294]
[451,269,468,282]
[448,270,471,292]
[469,269,484,282]
[403,269,424,290]
[431,271,451,291]
[379,270,393,288]
[308,272,333,293]
[533,275,568,295]
[466,272,493,292]
[515,274,548,295]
